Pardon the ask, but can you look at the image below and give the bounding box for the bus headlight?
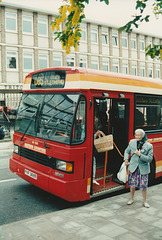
[14,145,19,154]
[55,159,73,173]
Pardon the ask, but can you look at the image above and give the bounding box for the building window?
[38,17,47,36]
[131,36,136,49]
[102,29,108,45]
[23,15,33,34]
[67,56,75,66]
[23,52,33,70]
[139,37,145,50]
[113,62,119,72]
[122,63,128,74]
[53,54,62,67]
[91,27,98,43]
[122,33,128,48]
[155,67,160,79]
[155,39,160,45]
[147,38,152,47]
[5,12,17,31]
[148,66,153,78]
[79,56,87,68]
[80,24,87,41]
[38,54,48,69]
[140,65,145,77]
[112,32,118,46]
[102,58,109,71]
[91,57,98,69]
[6,51,17,69]
[132,64,137,75]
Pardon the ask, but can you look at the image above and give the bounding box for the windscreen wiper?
[21,104,40,141]
[41,129,50,149]
[33,94,50,149]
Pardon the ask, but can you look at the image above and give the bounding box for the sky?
[2,0,162,37]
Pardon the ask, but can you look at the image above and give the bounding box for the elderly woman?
[124,129,153,208]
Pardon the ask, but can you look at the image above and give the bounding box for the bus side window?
[72,97,86,144]
[135,95,162,131]
[136,108,145,127]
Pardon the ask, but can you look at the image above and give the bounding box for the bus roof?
[24,67,162,95]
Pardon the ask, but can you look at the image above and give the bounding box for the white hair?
[135,129,145,138]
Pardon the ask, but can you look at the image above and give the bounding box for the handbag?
[117,162,127,183]
[94,133,113,153]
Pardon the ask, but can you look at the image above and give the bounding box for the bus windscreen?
[15,93,86,145]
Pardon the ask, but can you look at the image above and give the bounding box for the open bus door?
[91,97,129,197]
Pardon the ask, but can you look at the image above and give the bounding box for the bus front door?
[92,98,129,196]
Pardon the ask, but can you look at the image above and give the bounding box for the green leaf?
[135,1,146,13]
[99,0,109,5]
[118,26,126,32]
[134,23,138,28]
[145,15,150,22]
[118,21,134,32]
[136,1,142,10]
[134,15,142,21]
[145,44,151,51]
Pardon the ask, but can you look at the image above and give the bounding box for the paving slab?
[0,182,162,240]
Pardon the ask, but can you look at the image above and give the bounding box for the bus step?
[95,173,113,181]
[91,182,125,198]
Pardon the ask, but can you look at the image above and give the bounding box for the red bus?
[10,67,162,202]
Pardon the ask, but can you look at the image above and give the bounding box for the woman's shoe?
[127,200,134,205]
[143,202,150,208]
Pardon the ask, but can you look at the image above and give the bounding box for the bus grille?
[20,147,55,168]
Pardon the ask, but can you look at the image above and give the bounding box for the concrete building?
[0,2,162,107]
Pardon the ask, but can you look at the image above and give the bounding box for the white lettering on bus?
[34,146,46,154]
[24,143,34,150]
[24,143,46,154]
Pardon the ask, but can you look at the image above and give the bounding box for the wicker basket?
[94,133,113,153]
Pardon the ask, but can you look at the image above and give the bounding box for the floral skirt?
[128,167,148,190]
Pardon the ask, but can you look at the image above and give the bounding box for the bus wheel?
[148,161,155,186]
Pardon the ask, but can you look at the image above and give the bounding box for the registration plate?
[25,169,37,180]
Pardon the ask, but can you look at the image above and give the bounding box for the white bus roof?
[24,67,162,95]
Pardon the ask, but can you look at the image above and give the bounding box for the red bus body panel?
[10,130,92,201]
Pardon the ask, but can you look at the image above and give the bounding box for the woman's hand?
[124,159,129,166]
[96,130,104,137]
[135,149,141,157]
[96,130,100,137]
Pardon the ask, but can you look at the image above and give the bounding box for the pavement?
[0,140,162,240]
[0,140,13,151]
[0,182,162,240]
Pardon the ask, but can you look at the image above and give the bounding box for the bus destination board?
[31,70,66,89]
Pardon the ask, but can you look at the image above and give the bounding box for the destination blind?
[31,70,66,89]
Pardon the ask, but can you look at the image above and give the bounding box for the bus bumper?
[9,157,89,202]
